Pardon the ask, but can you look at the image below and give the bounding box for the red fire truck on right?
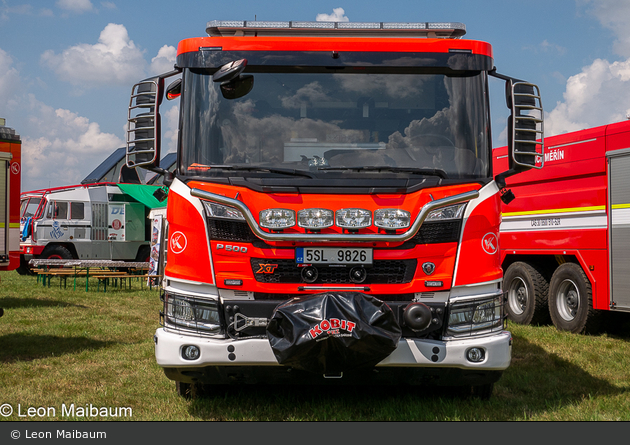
[494,119,630,334]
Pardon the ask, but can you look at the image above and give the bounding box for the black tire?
[16,256,36,275]
[504,261,550,325]
[41,245,74,260]
[176,381,205,399]
[471,382,494,400]
[548,263,599,334]
[135,245,150,263]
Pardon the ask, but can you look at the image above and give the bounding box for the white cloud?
[56,0,94,13]
[546,58,630,135]
[41,23,146,86]
[582,0,630,58]
[0,48,21,116]
[544,1,630,135]
[316,8,349,22]
[101,2,116,10]
[22,95,124,190]
[149,45,177,75]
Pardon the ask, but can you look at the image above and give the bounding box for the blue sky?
[2,0,630,191]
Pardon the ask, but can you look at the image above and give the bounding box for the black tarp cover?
[267,292,401,374]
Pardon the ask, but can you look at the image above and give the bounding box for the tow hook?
[234,312,269,332]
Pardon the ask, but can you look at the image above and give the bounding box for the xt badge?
[256,263,278,274]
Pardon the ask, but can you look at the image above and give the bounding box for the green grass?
[1,270,630,421]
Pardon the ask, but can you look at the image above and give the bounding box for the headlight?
[374,208,411,229]
[259,208,295,229]
[336,208,372,229]
[164,293,222,335]
[203,201,245,220]
[426,203,466,221]
[446,295,503,337]
[298,208,334,230]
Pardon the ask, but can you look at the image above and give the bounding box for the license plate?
[296,247,372,265]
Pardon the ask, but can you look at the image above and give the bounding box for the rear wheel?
[548,263,599,334]
[504,262,549,325]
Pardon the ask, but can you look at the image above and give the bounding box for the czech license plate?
[295,247,373,265]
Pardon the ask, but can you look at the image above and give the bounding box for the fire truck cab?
[126,20,544,399]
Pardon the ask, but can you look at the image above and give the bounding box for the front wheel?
[504,262,549,325]
[548,263,599,334]
[41,245,74,260]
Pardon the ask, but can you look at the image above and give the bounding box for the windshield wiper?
[207,165,317,179]
[318,166,448,179]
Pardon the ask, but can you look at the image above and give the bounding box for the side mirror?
[220,75,254,100]
[213,59,247,83]
[506,80,544,172]
[166,78,182,100]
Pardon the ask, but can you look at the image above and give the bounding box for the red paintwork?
[0,135,21,271]
[493,119,630,311]
[164,188,214,284]
[177,36,493,58]
[170,180,487,295]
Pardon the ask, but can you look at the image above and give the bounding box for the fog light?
[182,345,200,360]
[335,208,371,229]
[260,208,295,229]
[467,347,485,363]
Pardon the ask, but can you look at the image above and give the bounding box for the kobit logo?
[309,318,356,339]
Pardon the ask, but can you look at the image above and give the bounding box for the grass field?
[1,270,630,421]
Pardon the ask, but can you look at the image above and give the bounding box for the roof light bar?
[206,20,466,38]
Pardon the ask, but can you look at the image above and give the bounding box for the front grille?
[251,258,416,284]
[207,218,254,242]
[412,221,461,244]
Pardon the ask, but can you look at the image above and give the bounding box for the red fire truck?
[126,20,544,399]
[495,120,630,334]
[0,119,21,272]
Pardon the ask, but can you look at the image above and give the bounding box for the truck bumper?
[154,328,512,385]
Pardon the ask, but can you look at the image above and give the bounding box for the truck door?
[608,149,630,310]
[0,152,10,265]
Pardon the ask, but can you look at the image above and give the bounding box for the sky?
[2,0,630,191]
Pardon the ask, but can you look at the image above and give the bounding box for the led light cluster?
[260,207,412,230]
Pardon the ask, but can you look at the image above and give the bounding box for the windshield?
[180,69,490,180]
[20,197,42,219]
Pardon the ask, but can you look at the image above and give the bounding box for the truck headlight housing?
[446,295,503,337]
[426,203,466,221]
[374,208,411,229]
[259,208,295,229]
[164,292,222,336]
[203,201,245,221]
[298,208,334,230]
[336,208,372,229]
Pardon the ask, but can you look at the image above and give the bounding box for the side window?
[54,202,68,219]
[70,202,84,220]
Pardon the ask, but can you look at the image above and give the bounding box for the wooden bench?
[34,267,153,291]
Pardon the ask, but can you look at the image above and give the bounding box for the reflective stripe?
[501,209,607,232]
[502,205,605,217]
